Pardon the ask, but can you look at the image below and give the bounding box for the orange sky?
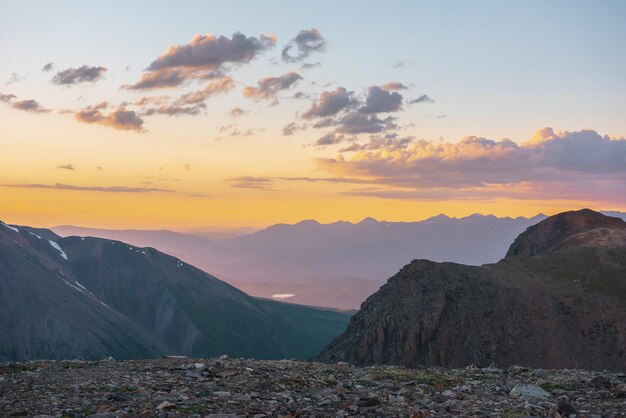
[2,2,626,230]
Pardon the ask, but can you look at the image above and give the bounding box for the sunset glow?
[2,1,625,229]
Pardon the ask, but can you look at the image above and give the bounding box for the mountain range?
[0,221,350,362]
[54,212,621,310]
[316,209,626,371]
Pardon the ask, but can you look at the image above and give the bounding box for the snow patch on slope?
[48,240,69,260]
[1,223,19,233]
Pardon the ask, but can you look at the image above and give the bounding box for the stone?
[0,357,622,416]
[155,401,176,410]
[510,384,551,400]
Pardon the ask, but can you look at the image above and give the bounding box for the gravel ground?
[1,356,624,417]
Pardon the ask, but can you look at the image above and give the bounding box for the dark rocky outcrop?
[506,208,626,257]
[316,209,626,371]
[0,221,350,362]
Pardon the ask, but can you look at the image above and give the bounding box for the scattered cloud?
[335,112,396,134]
[282,122,306,136]
[300,62,321,70]
[42,63,54,72]
[0,93,16,103]
[302,87,359,119]
[225,176,275,189]
[243,72,302,101]
[338,134,414,152]
[229,107,248,117]
[52,65,107,85]
[74,105,144,131]
[358,85,403,113]
[282,28,327,62]
[214,127,257,140]
[176,76,235,104]
[7,73,26,84]
[142,104,205,117]
[123,69,188,90]
[277,176,375,185]
[125,32,276,90]
[315,132,348,147]
[315,128,626,202]
[390,60,409,68]
[4,183,173,193]
[410,94,434,104]
[56,164,75,171]
[134,95,171,106]
[11,99,51,113]
[382,82,407,91]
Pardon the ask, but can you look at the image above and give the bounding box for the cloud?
[359,85,403,113]
[0,93,16,103]
[277,176,375,185]
[56,164,75,171]
[142,104,205,117]
[183,164,191,171]
[42,63,54,72]
[282,28,327,62]
[300,62,321,70]
[52,65,107,85]
[302,87,359,119]
[175,76,235,104]
[229,107,248,117]
[134,95,171,106]
[214,127,258,140]
[315,128,626,202]
[11,99,51,113]
[335,112,396,134]
[96,166,103,171]
[225,176,274,189]
[74,105,144,131]
[243,72,302,100]
[410,94,435,104]
[123,69,188,90]
[4,183,173,193]
[7,73,26,84]
[126,32,275,90]
[315,132,348,147]
[390,60,409,68]
[282,122,305,136]
[338,134,414,152]
[382,82,407,91]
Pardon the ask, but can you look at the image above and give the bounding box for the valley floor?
[0,357,624,417]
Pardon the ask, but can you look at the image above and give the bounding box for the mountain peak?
[357,217,378,225]
[506,209,626,257]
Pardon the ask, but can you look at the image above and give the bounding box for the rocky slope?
[507,208,626,257]
[316,210,626,371]
[2,357,625,417]
[0,221,350,362]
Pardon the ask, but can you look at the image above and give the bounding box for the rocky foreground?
[1,357,625,417]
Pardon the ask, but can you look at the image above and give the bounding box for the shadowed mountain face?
[0,221,350,362]
[316,210,626,371]
[53,214,552,309]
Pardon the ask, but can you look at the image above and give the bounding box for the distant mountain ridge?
[0,221,350,362]
[316,209,626,371]
[52,213,568,309]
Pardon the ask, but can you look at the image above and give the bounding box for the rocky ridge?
[1,357,625,417]
[316,210,626,370]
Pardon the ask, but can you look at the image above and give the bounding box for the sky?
[1,0,626,229]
